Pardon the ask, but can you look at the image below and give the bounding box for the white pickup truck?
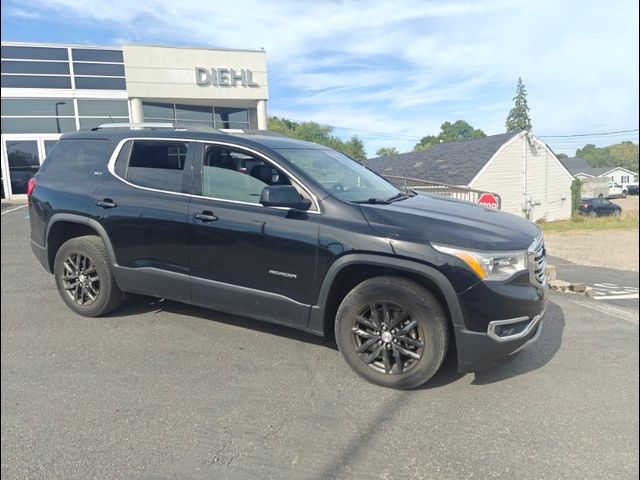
[608,182,627,198]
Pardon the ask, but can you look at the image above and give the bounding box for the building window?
[142,102,252,129]
[77,99,130,129]
[1,45,68,61]
[1,75,72,89]
[621,175,630,184]
[1,60,70,75]
[71,49,123,63]
[1,98,76,134]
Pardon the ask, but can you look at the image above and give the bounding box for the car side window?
[201,145,311,205]
[115,140,188,193]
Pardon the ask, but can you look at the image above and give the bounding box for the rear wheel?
[53,235,123,317]
[335,276,449,389]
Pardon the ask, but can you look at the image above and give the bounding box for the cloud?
[2,0,638,155]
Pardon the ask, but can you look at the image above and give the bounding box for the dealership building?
[1,41,269,199]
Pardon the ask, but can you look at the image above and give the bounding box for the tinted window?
[1,98,74,116]
[1,46,68,60]
[38,138,108,177]
[73,63,125,76]
[79,118,128,130]
[142,102,174,120]
[176,104,213,123]
[1,75,71,89]
[1,60,70,74]
[6,140,40,194]
[74,77,126,90]
[77,100,128,117]
[1,117,77,134]
[124,141,188,193]
[202,146,292,203]
[214,107,249,129]
[71,49,123,63]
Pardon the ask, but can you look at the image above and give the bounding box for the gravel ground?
[611,195,639,215]
[545,229,639,272]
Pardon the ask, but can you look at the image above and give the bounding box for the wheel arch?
[45,214,117,273]
[308,254,464,337]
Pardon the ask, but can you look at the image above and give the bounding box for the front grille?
[529,233,546,287]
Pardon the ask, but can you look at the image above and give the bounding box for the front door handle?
[96,198,117,208]
[193,211,218,222]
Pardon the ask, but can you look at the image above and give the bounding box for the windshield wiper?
[385,192,412,203]
[353,198,391,204]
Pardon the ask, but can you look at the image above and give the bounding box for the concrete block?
[546,265,557,281]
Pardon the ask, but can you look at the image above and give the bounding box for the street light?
[54,102,65,133]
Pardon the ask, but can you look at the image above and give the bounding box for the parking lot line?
[593,293,639,301]
[1,204,28,215]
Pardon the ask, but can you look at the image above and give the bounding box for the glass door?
[1,135,61,199]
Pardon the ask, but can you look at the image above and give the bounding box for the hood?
[360,193,540,251]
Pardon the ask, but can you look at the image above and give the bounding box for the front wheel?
[54,235,124,317]
[335,276,449,389]
[589,210,597,218]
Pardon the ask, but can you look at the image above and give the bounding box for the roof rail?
[91,122,176,131]
[90,122,226,132]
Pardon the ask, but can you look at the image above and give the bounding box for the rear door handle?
[193,211,218,222]
[96,198,117,208]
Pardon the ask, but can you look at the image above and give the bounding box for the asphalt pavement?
[549,255,639,310]
[2,205,639,480]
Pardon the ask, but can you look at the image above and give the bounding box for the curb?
[546,264,593,296]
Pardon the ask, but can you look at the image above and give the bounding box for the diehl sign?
[195,67,259,87]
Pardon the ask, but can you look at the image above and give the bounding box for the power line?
[539,129,639,138]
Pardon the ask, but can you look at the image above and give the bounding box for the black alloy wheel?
[335,276,449,389]
[351,302,424,375]
[61,252,100,305]
[54,235,124,317]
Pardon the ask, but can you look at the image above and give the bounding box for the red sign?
[477,193,499,209]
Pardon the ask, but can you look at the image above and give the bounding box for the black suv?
[29,125,548,389]
[578,198,622,217]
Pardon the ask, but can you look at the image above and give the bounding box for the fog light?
[495,319,530,337]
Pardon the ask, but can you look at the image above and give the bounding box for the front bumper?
[453,272,548,373]
[455,309,546,373]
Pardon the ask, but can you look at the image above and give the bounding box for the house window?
[621,175,630,184]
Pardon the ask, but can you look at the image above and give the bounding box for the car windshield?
[274,148,400,203]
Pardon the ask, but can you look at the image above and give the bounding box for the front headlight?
[432,243,528,281]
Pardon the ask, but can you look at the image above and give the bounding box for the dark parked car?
[579,198,622,217]
[28,124,548,389]
[626,184,639,195]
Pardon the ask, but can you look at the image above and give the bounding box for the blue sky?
[2,0,638,157]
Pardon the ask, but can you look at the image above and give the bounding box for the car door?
[94,138,195,302]
[187,142,320,328]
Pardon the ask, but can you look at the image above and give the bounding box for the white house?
[560,158,638,186]
[366,131,573,222]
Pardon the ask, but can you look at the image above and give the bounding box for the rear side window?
[114,140,188,193]
[39,138,108,177]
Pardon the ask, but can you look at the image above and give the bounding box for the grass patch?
[538,213,639,233]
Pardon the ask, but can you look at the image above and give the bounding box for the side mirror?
[260,185,312,211]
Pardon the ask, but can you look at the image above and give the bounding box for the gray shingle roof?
[365,132,521,185]
[559,157,611,177]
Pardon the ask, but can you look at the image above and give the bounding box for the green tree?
[576,141,639,172]
[505,77,532,132]
[268,116,367,161]
[413,120,486,151]
[375,147,400,157]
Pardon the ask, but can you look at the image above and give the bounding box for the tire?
[53,235,124,317]
[588,210,597,218]
[613,209,621,217]
[335,276,449,389]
